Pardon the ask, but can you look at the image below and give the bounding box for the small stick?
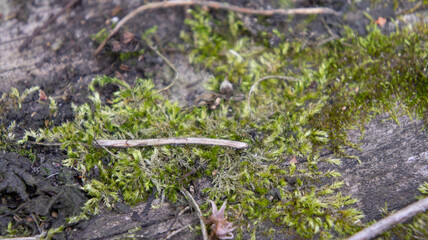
[247,75,300,115]
[346,196,428,240]
[0,237,40,240]
[94,139,124,159]
[19,0,80,52]
[165,206,190,235]
[94,0,340,55]
[165,224,192,239]
[95,138,249,149]
[180,186,208,240]
[31,213,41,234]
[145,42,178,93]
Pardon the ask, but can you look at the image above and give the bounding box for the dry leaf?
[110,6,122,17]
[289,156,298,164]
[119,64,131,71]
[39,89,47,100]
[121,30,135,45]
[375,17,387,27]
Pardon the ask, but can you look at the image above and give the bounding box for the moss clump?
[18,8,428,240]
[310,24,428,154]
[21,75,361,238]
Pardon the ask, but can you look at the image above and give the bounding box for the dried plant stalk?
[94,0,340,55]
[180,187,208,240]
[347,196,428,240]
[95,138,248,149]
[247,75,300,115]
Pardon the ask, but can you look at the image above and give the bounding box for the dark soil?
[0,0,426,239]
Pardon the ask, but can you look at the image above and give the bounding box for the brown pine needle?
[94,0,340,55]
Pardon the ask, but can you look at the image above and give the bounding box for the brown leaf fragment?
[121,30,135,45]
[39,90,47,100]
[111,6,122,17]
[375,17,387,27]
[289,156,298,164]
[119,64,131,71]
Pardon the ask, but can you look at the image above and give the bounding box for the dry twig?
[346,196,428,240]
[94,0,340,55]
[94,139,124,159]
[247,75,300,115]
[19,0,80,51]
[1,237,40,240]
[145,42,179,93]
[165,206,190,238]
[180,187,208,240]
[165,224,192,239]
[95,138,249,149]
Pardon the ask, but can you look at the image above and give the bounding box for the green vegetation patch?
[16,9,428,239]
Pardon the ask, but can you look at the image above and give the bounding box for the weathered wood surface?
[68,199,199,240]
[328,113,428,222]
[0,0,99,92]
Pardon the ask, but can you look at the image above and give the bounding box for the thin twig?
[166,206,190,234]
[318,16,339,46]
[346,196,428,240]
[179,186,208,240]
[19,0,80,51]
[164,206,190,239]
[95,138,249,149]
[320,16,336,38]
[45,173,60,179]
[94,0,340,55]
[1,237,40,240]
[395,1,423,16]
[145,42,179,93]
[247,75,300,115]
[94,139,124,159]
[165,224,192,239]
[30,214,41,234]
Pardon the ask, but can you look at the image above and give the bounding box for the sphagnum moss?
[18,9,428,240]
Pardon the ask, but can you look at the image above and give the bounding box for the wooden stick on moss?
[247,75,300,115]
[94,0,340,55]
[346,196,428,240]
[95,138,249,149]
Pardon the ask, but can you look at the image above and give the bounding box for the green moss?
[91,28,108,44]
[16,8,428,240]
